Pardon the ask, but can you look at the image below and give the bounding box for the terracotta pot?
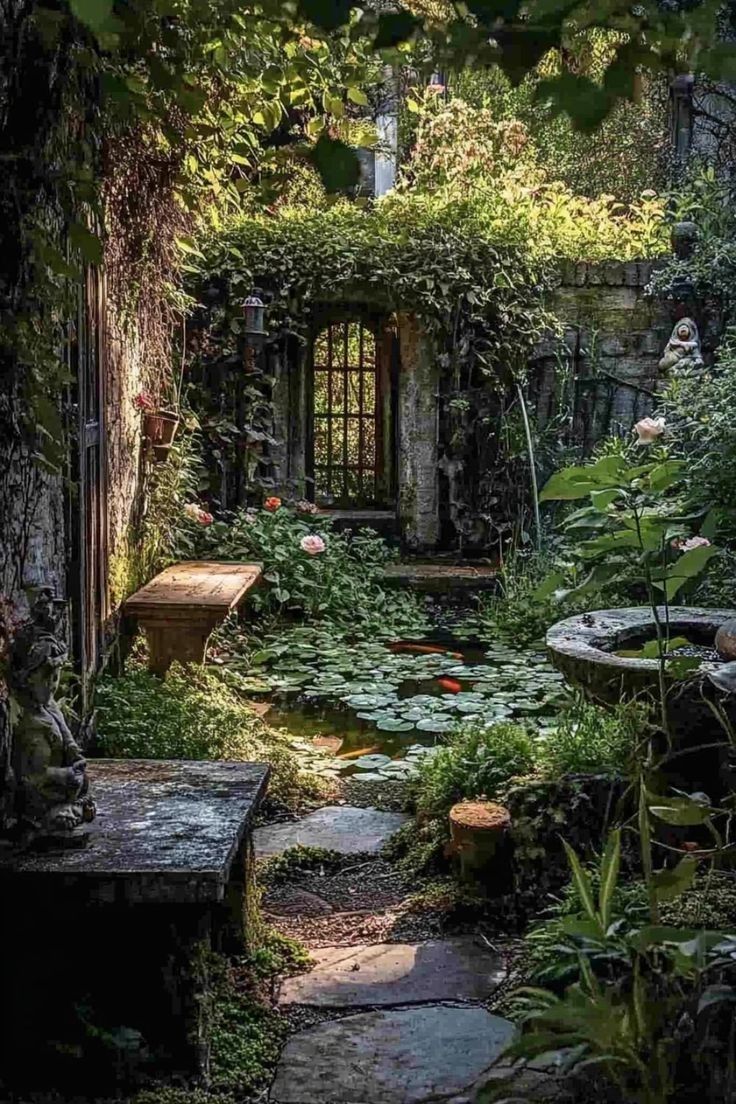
[142,410,179,449]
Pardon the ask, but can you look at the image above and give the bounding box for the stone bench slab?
[0,758,270,904]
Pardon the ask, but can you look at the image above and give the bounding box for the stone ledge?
[554,259,666,288]
[0,758,270,904]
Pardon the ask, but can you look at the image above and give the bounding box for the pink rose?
[671,535,711,552]
[184,502,213,525]
[633,417,665,444]
[300,534,326,555]
[296,499,318,514]
[134,390,156,412]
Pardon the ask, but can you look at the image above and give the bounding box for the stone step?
[278,938,506,1008]
[269,1005,515,1104]
[254,806,410,858]
[382,562,498,593]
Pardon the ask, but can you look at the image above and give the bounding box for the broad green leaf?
[577,530,643,559]
[698,985,736,1013]
[590,488,621,510]
[347,86,369,106]
[532,571,566,602]
[652,544,718,601]
[649,794,713,826]
[652,855,698,902]
[647,460,685,492]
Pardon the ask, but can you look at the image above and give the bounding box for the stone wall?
[531,260,672,451]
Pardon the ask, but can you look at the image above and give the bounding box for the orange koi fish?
[337,744,381,760]
[437,677,462,693]
[391,642,464,660]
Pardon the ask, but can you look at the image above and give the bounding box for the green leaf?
[647,460,685,492]
[310,133,360,192]
[347,86,369,106]
[649,794,713,826]
[598,829,621,932]
[652,544,718,601]
[69,0,112,32]
[652,856,698,902]
[532,571,566,602]
[562,838,600,932]
[69,222,103,266]
[590,488,621,510]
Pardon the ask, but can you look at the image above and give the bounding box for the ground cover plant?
[93,662,322,809]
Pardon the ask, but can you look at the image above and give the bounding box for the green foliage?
[399,89,668,258]
[258,844,349,885]
[109,426,204,607]
[415,721,536,818]
[206,956,286,1100]
[506,835,736,1104]
[450,34,670,203]
[196,501,421,630]
[538,697,648,778]
[538,446,717,625]
[93,662,320,806]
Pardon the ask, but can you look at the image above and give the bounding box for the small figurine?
[7,588,95,846]
[659,317,704,373]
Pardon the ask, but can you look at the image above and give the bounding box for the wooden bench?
[125,560,262,674]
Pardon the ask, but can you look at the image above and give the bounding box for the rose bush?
[192,501,423,632]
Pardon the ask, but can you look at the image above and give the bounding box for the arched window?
[310,319,383,507]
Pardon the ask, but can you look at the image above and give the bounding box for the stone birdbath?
[546,606,736,792]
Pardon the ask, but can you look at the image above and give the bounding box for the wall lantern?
[243,293,267,349]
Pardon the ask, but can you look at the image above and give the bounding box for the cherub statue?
[8,589,95,844]
[658,317,704,373]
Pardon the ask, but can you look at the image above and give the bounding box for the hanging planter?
[142,409,180,461]
[135,392,180,463]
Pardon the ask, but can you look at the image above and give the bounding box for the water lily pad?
[354,754,393,769]
[376,717,415,732]
[345,693,396,709]
[416,718,454,733]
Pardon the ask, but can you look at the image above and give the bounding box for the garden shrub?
[415,720,536,818]
[538,697,648,778]
[194,500,423,632]
[93,663,320,807]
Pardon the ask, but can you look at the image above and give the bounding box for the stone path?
[254,805,410,857]
[278,938,506,1007]
[261,802,523,1104]
[270,1006,515,1104]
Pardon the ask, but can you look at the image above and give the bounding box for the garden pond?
[215,626,571,783]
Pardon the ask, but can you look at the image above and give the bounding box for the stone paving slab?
[254,806,409,857]
[278,938,505,1007]
[269,1005,515,1103]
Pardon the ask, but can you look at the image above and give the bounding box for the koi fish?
[437,677,462,693]
[391,642,464,660]
[337,744,381,760]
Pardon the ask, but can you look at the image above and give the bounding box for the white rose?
[633,417,665,445]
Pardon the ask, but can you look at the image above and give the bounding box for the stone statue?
[7,588,95,846]
[658,317,704,373]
